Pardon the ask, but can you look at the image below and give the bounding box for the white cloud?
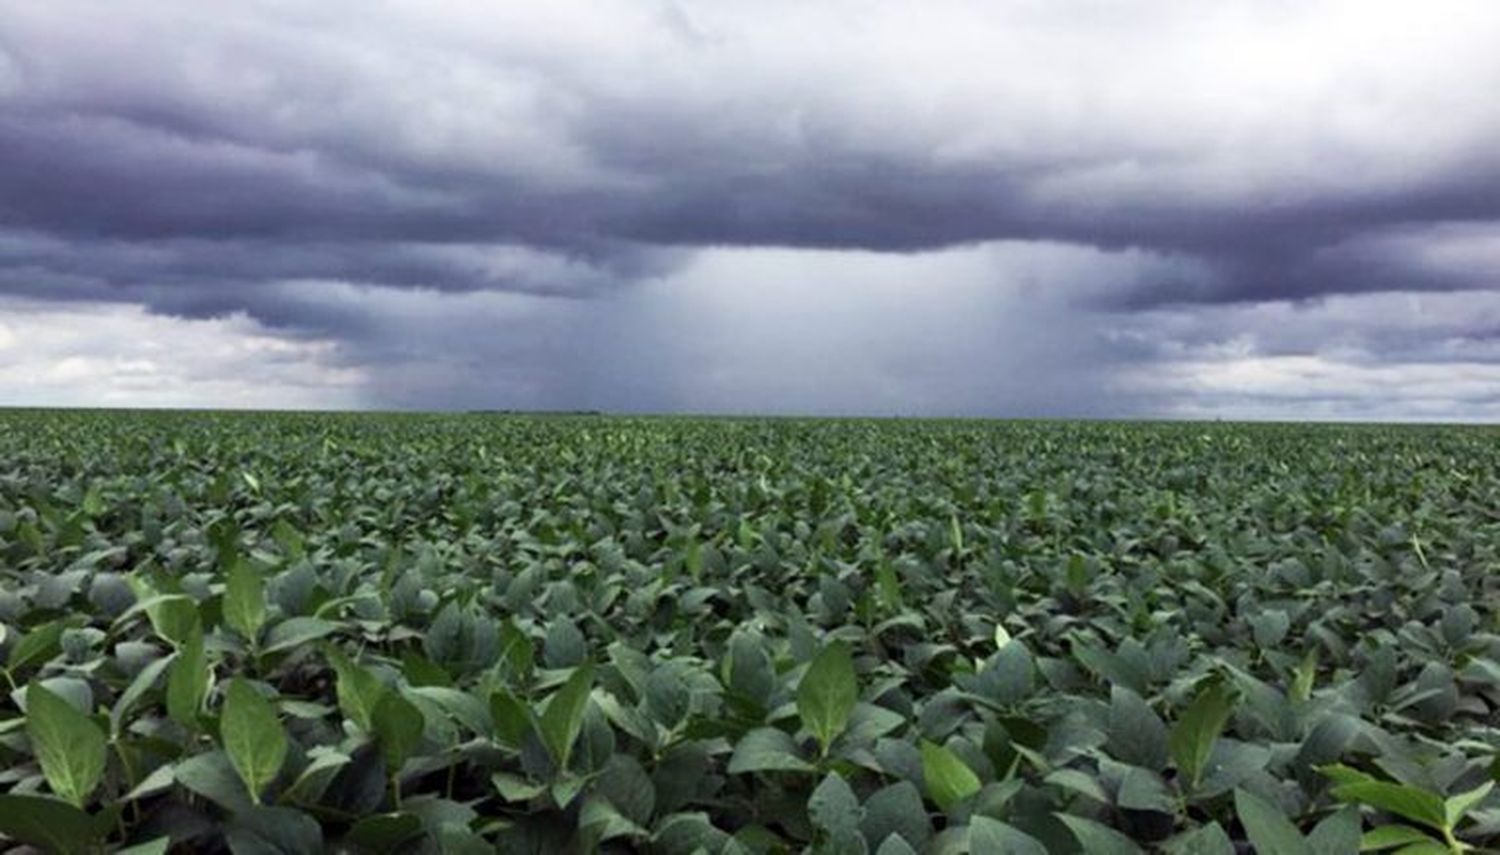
[1114,290,1500,420]
[0,298,366,408]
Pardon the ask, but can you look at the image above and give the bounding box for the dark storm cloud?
[3,1,1499,306]
[2,0,1500,415]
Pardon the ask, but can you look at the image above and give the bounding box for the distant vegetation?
[0,412,1497,853]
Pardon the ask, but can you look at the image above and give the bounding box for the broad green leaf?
[146,594,199,647]
[224,556,266,642]
[1292,649,1319,702]
[490,688,535,748]
[1170,677,1235,789]
[859,780,930,851]
[1108,686,1169,771]
[1045,768,1111,804]
[26,682,106,807]
[407,685,491,734]
[221,678,288,803]
[876,558,904,613]
[7,619,66,676]
[921,740,981,812]
[1443,780,1493,828]
[283,748,352,806]
[1055,813,1146,854]
[654,811,735,854]
[326,644,387,732]
[579,795,649,847]
[543,620,588,669]
[645,665,691,731]
[373,691,426,772]
[969,815,1047,855]
[1360,825,1440,851]
[123,763,176,802]
[875,836,918,855]
[1307,806,1361,853]
[1234,788,1313,855]
[166,619,208,728]
[492,771,547,802]
[728,727,816,774]
[263,617,341,654]
[498,615,534,681]
[595,754,656,827]
[174,750,254,812]
[347,812,424,853]
[110,650,176,737]
[1117,765,1175,814]
[0,793,97,853]
[1329,778,1447,833]
[808,772,866,855]
[539,662,594,768]
[975,641,1034,706]
[1161,821,1234,855]
[798,641,858,756]
[224,805,323,855]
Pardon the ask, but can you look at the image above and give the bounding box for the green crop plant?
[0,411,1496,852]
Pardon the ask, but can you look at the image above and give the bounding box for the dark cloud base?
[2,1,1499,415]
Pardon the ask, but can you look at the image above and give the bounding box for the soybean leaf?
[224,557,267,643]
[283,748,353,806]
[221,678,288,804]
[875,836,918,855]
[1324,772,1447,833]
[1170,677,1235,789]
[969,815,1047,855]
[175,750,254,812]
[111,650,176,737]
[326,645,387,732]
[1443,780,1493,828]
[1160,821,1234,855]
[798,642,858,756]
[498,618,536,685]
[490,688,536,749]
[263,617,342,654]
[1055,813,1146,854]
[26,682,106,808]
[1360,824,1440,851]
[1234,788,1313,855]
[146,595,200,648]
[539,663,595,768]
[1108,686,1169,771]
[373,691,426,772]
[727,727,816,775]
[0,793,97,853]
[808,773,866,855]
[920,740,980,812]
[7,619,67,676]
[859,780,930,851]
[224,805,323,855]
[1307,807,1361,853]
[346,812,424,853]
[166,619,208,728]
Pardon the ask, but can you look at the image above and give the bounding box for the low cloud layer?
[2,1,1499,417]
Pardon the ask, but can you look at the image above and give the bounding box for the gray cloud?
[2,0,1500,415]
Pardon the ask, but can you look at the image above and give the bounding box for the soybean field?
[1,411,1498,853]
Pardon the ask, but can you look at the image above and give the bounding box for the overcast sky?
[2,1,1499,418]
